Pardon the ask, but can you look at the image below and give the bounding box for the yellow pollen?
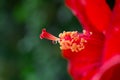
[58,31,87,52]
[83,30,87,35]
[83,30,93,36]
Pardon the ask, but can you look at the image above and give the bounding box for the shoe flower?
[40,0,120,80]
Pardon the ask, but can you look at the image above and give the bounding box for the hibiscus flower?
[40,0,120,80]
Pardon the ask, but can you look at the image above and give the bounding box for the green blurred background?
[0,0,82,80]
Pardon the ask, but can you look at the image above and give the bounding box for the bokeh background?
[0,0,82,80]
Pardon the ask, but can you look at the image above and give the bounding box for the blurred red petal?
[61,31,105,80]
[92,1,120,80]
[92,55,120,80]
[65,0,111,32]
[103,0,120,63]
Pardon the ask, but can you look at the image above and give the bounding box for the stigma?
[40,28,92,52]
[40,28,59,41]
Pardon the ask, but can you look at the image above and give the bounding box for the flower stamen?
[40,28,92,53]
[59,31,88,52]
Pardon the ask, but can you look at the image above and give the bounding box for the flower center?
[40,28,92,52]
[58,31,87,52]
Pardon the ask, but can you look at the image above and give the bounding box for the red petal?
[92,1,120,80]
[92,55,120,80]
[65,0,111,32]
[103,0,120,63]
[62,31,105,80]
